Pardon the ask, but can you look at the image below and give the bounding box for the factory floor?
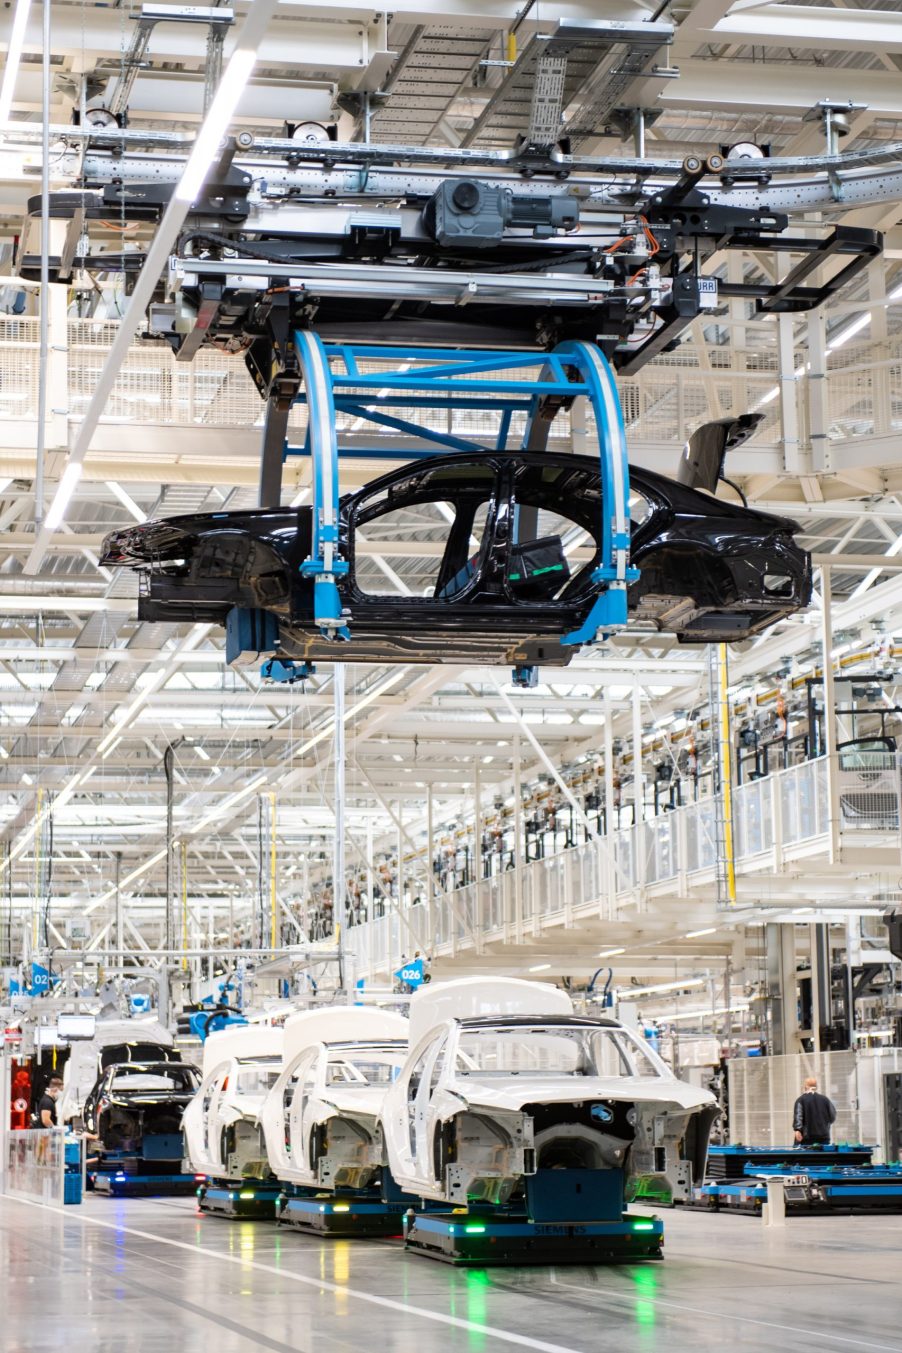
[2,1193,901,1352]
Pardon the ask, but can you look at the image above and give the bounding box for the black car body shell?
[83,1059,200,1169]
[101,451,811,666]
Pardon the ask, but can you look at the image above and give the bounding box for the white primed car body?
[60,1018,174,1123]
[183,1025,283,1180]
[260,1006,409,1191]
[380,980,718,1207]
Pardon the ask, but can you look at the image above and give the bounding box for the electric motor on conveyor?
[228,336,637,685]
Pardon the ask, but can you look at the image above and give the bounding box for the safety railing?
[350,755,902,978]
[4,317,901,452]
[60,322,783,446]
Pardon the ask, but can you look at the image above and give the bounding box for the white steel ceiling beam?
[656,59,902,118]
[4,8,371,73]
[701,5,902,54]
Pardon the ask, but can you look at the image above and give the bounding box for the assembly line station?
[2,1,902,1350]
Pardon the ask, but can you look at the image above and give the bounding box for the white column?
[778,313,802,475]
[332,665,346,949]
[513,735,523,935]
[820,564,841,862]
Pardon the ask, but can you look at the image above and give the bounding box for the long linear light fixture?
[0,0,32,123]
[1,625,210,883]
[618,977,708,1000]
[755,279,902,409]
[24,0,281,572]
[662,1002,751,1023]
[86,848,168,915]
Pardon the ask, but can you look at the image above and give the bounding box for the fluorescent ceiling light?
[44,463,83,531]
[0,0,33,122]
[175,47,259,203]
[189,771,268,836]
[86,848,168,914]
[619,977,707,999]
[528,963,551,972]
[664,1003,750,1023]
[826,312,870,353]
[685,927,716,938]
[598,947,626,957]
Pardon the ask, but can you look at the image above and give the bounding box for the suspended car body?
[101,451,811,667]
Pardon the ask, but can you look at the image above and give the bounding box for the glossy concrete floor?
[2,1193,901,1353]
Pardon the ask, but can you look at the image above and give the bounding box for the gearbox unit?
[421,177,580,249]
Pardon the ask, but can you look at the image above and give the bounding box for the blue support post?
[294,330,350,639]
[552,341,639,646]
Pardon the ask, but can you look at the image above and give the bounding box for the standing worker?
[34,1074,63,1128]
[793,1076,836,1146]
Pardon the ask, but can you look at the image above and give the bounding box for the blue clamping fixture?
[225,606,280,666]
[283,335,638,650]
[512,664,539,689]
[261,657,316,684]
[292,331,350,640]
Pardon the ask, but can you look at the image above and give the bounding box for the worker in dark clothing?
[793,1076,836,1145]
[34,1074,63,1128]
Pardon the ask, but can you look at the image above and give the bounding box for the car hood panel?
[450,1076,715,1114]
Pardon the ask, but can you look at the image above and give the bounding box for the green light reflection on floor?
[465,1268,490,1350]
[632,1263,658,1328]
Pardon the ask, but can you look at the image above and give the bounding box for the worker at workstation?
[793,1076,836,1146]
[34,1074,63,1128]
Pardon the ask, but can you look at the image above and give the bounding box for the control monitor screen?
[57,1013,97,1040]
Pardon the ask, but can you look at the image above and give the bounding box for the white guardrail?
[2,315,899,452]
[349,754,901,979]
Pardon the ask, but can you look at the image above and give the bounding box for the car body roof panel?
[201,1024,283,1078]
[282,1007,409,1068]
[408,976,573,1047]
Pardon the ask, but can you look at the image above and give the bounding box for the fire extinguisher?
[11,1066,31,1130]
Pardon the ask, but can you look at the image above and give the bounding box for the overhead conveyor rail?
[13,122,882,374]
